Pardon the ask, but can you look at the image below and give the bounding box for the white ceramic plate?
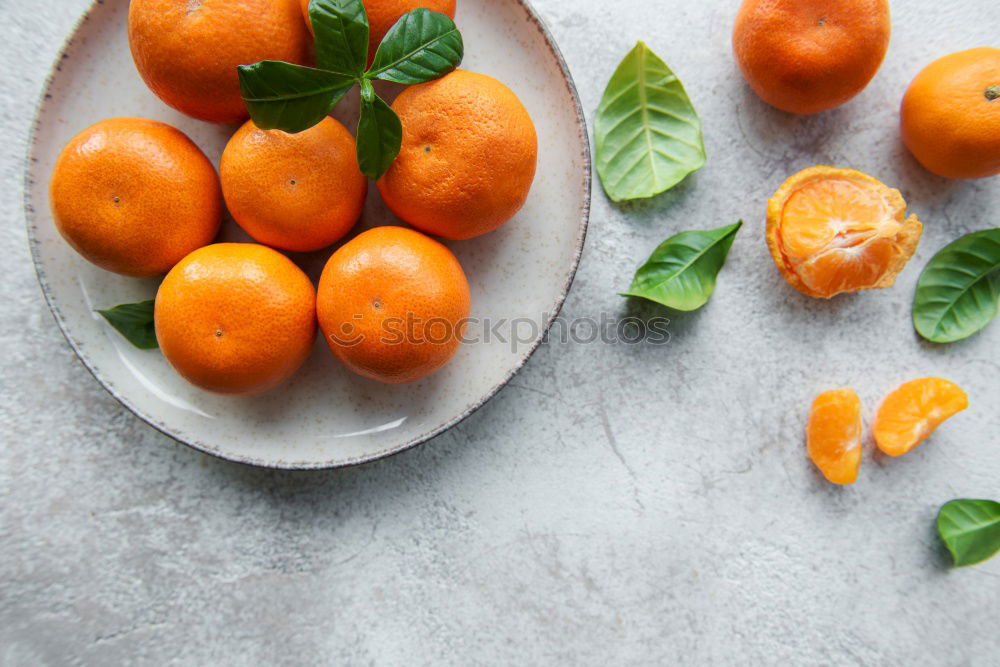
[25,0,590,468]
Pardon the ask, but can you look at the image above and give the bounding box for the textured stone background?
[2,0,998,665]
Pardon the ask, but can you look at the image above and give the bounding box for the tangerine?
[129,0,312,123]
[49,118,221,277]
[901,47,1000,179]
[377,70,537,240]
[155,244,317,395]
[316,226,470,384]
[733,0,891,114]
[220,117,367,253]
[766,166,922,299]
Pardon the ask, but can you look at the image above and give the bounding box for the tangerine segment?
[807,388,862,485]
[873,378,969,457]
[766,166,922,298]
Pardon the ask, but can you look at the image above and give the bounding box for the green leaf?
[367,8,463,84]
[937,499,1000,567]
[356,80,402,181]
[622,221,742,311]
[595,41,706,203]
[96,300,158,350]
[913,229,1000,343]
[238,61,354,134]
[309,0,370,77]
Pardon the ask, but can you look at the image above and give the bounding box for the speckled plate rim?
[23,0,591,470]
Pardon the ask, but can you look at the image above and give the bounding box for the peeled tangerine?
[807,389,862,485]
[873,378,969,457]
[767,166,923,298]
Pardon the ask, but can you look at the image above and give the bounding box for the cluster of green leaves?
[595,42,731,312]
[238,0,463,180]
[937,499,1000,567]
[912,228,1000,344]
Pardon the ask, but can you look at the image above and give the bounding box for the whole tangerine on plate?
[807,388,862,485]
[220,117,367,253]
[901,47,1000,179]
[155,243,317,396]
[733,0,891,114]
[49,118,221,277]
[300,0,456,65]
[873,378,969,457]
[766,166,922,299]
[129,0,312,123]
[316,226,471,384]
[377,70,537,240]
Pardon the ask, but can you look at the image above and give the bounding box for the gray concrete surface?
[2,0,998,665]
